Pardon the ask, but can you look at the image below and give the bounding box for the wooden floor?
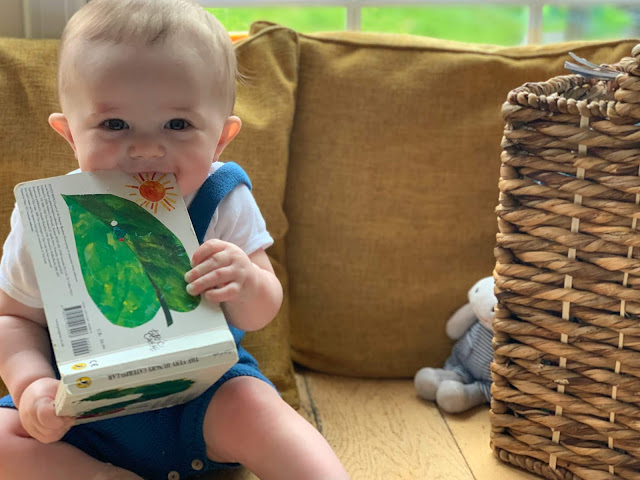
[213,370,540,480]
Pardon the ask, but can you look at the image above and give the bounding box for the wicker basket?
[491,44,640,480]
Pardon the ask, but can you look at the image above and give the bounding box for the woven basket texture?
[492,44,640,480]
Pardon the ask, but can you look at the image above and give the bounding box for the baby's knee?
[203,377,283,463]
[215,376,279,415]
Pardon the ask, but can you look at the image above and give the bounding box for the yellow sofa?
[0,22,638,480]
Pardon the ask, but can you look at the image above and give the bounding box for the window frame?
[23,0,86,38]
[23,0,640,44]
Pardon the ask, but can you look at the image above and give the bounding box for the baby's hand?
[185,239,255,304]
[19,377,75,443]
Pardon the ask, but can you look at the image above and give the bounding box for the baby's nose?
[128,135,165,160]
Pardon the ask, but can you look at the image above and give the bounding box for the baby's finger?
[190,239,227,267]
[185,251,230,283]
[187,267,234,296]
[28,423,47,443]
[39,413,74,443]
[204,282,240,304]
[35,398,56,426]
[57,414,75,431]
[40,399,70,427]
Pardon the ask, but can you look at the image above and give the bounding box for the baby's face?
[58,39,234,196]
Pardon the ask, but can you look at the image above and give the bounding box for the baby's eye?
[165,118,190,130]
[102,119,129,130]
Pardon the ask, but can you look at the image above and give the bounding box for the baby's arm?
[0,289,74,442]
[185,240,283,331]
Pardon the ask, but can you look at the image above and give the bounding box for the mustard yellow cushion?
[273,23,638,377]
[0,25,300,406]
[224,26,300,407]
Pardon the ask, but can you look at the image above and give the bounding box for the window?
[23,1,640,45]
[542,5,640,43]
[360,6,528,45]
[205,7,344,33]
[205,2,640,46]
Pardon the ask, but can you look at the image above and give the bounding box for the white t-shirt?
[0,162,273,309]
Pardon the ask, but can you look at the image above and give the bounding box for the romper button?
[168,471,180,480]
[191,459,204,471]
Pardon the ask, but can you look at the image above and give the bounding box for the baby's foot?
[94,463,144,480]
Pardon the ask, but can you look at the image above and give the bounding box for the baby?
[0,1,348,479]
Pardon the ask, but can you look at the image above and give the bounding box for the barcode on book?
[71,338,91,357]
[63,305,88,337]
[63,305,92,356]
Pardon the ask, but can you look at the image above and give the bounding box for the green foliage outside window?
[206,5,640,46]
[205,7,344,33]
[361,6,527,45]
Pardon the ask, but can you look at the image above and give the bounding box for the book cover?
[14,171,238,423]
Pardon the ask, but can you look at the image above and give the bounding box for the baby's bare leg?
[0,408,143,480]
[203,376,349,480]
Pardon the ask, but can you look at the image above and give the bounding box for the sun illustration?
[126,173,177,213]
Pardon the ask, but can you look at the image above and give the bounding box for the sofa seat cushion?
[222,25,300,407]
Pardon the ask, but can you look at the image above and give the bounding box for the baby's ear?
[48,113,76,154]
[214,116,242,159]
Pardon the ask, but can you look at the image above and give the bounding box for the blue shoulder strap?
[187,162,252,244]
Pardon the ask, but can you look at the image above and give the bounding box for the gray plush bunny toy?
[414,276,496,413]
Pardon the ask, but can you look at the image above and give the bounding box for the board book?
[14,171,238,423]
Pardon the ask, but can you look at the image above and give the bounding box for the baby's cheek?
[78,142,121,170]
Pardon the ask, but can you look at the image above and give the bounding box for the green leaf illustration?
[77,378,194,418]
[62,194,199,328]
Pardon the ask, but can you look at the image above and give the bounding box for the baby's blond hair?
[58,0,236,114]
